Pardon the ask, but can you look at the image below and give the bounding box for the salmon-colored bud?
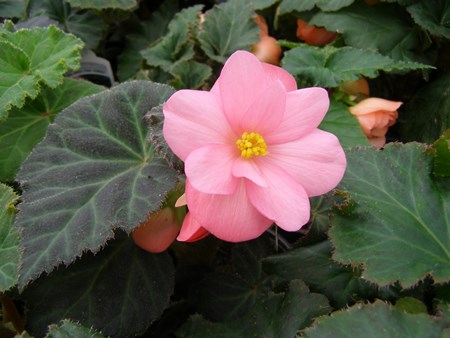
[340,77,370,97]
[252,36,282,65]
[296,19,338,46]
[349,97,402,148]
[132,207,180,253]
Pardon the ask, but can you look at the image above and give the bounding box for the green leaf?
[431,131,450,177]
[198,0,260,63]
[66,0,138,10]
[46,319,104,338]
[250,0,278,10]
[400,70,450,143]
[0,183,19,291]
[263,240,378,308]
[278,0,354,14]
[179,280,330,338]
[0,0,26,18]
[141,5,202,72]
[170,60,212,89]
[117,0,178,81]
[281,45,430,88]
[407,0,450,39]
[330,143,450,287]
[0,25,83,120]
[319,98,371,148]
[309,2,424,62]
[303,302,447,338]
[31,0,105,50]
[0,78,104,182]
[22,234,174,337]
[15,81,178,288]
[194,237,274,321]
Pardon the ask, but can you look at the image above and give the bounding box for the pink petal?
[246,162,310,231]
[185,144,239,195]
[186,180,273,242]
[177,213,209,242]
[163,90,234,161]
[261,63,297,92]
[349,97,402,116]
[240,80,286,134]
[264,129,346,196]
[265,87,329,144]
[218,51,269,131]
[231,157,268,187]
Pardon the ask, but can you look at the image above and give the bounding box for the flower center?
[236,132,268,159]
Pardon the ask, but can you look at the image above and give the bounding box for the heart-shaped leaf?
[22,234,174,337]
[198,0,259,63]
[282,45,430,88]
[309,2,424,62]
[330,143,450,287]
[0,25,83,119]
[407,0,450,39]
[46,319,104,338]
[0,183,19,291]
[15,80,178,288]
[303,302,447,338]
[179,280,330,338]
[0,78,104,182]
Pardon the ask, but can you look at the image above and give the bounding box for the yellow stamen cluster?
[236,132,268,159]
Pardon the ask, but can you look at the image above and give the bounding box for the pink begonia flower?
[349,97,402,148]
[163,50,346,242]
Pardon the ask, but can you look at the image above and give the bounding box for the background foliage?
[0,0,449,337]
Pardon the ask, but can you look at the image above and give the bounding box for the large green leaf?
[407,0,450,39]
[28,0,105,50]
[0,0,26,18]
[309,2,423,62]
[0,78,104,182]
[330,143,450,287]
[117,0,178,81]
[141,5,202,72]
[22,234,174,337]
[400,70,450,143]
[278,0,354,14]
[302,302,447,338]
[46,319,104,338]
[319,98,371,148]
[179,280,330,338]
[198,0,260,63]
[0,183,19,291]
[193,237,274,321]
[66,0,138,10]
[282,45,430,88]
[0,25,83,120]
[263,240,378,308]
[15,81,178,288]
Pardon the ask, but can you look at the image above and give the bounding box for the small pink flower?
[163,51,346,242]
[349,97,402,148]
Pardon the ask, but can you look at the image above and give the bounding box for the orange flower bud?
[340,77,370,97]
[252,15,282,65]
[349,97,402,148]
[132,207,180,253]
[296,19,338,46]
